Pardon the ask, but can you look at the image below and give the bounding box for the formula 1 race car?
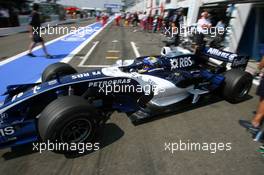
[0,46,253,151]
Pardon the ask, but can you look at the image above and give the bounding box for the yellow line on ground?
[106,56,119,59]
[107,50,120,52]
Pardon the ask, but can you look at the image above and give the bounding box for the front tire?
[222,69,253,103]
[38,96,100,149]
[42,62,77,82]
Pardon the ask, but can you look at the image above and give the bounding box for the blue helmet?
[143,57,158,67]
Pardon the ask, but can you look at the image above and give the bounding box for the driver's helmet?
[142,56,159,70]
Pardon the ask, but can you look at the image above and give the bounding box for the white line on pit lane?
[35,18,114,83]
[78,41,99,67]
[130,41,140,58]
[61,18,114,64]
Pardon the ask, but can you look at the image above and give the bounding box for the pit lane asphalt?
[0,21,263,175]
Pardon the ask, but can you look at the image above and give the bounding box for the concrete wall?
[226,3,252,52]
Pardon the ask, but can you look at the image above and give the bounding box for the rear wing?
[201,47,249,70]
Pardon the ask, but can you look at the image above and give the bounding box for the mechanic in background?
[194,11,212,47]
[96,11,101,22]
[132,12,139,27]
[141,12,148,31]
[173,8,184,46]
[27,4,52,58]
[115,13,122,26]
[101,13,108,26]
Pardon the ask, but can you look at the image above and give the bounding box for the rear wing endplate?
[202,47,249,69]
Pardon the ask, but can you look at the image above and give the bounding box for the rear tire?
[38,96,100,152]
[42,62,77,82]
[222,69,253,103]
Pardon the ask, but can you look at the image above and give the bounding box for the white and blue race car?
[0,46,253,151]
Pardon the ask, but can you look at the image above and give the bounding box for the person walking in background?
[160,18,166,34]
[152,15,159,32]
[138,11,143,26]
[147,14,153,31]
[115,13,121,26]
[152,15,163,33]
[125,12,131,27]
[157,15,163,32]
[173,8,184,46]
[141,12,147,31]
[132,12,139,27]
[101,13,108,26]
[96,11,101,22]
[28,4,52,58]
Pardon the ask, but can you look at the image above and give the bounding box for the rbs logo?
[0,126,15,137]
[170,57,193,70]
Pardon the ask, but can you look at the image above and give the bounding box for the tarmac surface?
[0,19,263,175]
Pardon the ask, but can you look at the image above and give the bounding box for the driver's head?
[143,57,158,67]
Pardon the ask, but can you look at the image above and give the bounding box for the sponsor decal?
[11,92,24,102]
[206,48,237,61]
[232,57,247,67]
[72,71,102,80]
[0,113,8,125]
[170,57,193,70]
[33,85,41,94]
[88,78,131,88]
[48,80,58,86]
[0,126,15,137]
